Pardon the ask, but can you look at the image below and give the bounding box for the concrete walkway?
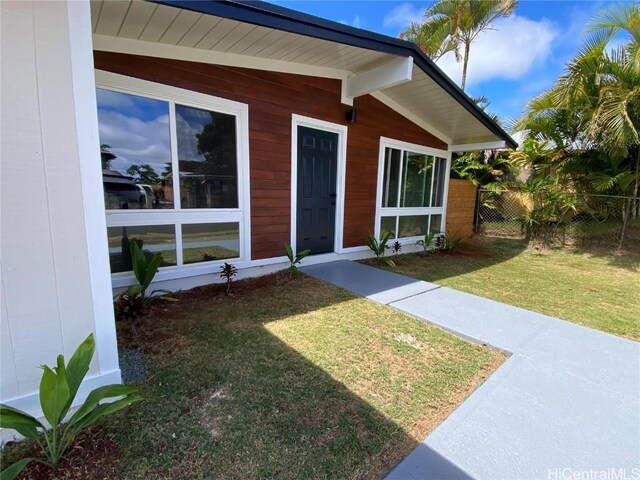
[302,260,640,480]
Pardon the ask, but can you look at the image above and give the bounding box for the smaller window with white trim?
[378,141,448,240]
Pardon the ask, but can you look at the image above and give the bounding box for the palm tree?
[401,0,517,90]
[515,3,640,248]
[516,3,639,195]
[400,16,454,60]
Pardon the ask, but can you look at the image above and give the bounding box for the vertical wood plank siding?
[94,52,446,259]
[446,179,477,239]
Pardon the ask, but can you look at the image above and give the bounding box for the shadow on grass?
[102,275,485,480]
[564,243,640,272]
[366,237,528,285]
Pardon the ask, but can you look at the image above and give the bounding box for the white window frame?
[290,114,348,255]
[374,136,451,242]
[95,70,251,285]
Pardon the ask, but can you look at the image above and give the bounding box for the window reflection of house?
[102,169,143,210]
[179,172,238,209]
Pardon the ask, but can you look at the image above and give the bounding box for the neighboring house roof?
[91,0,517,150]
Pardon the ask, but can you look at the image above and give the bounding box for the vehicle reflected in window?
[97,89,173,209]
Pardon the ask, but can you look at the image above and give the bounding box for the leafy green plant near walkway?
[366,232,396,267]
[284,243,311,276]
[0,335,142,479]
[416,232,437,253]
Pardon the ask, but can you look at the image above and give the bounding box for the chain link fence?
[475,189,640,251]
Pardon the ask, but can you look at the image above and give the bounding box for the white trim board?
[111,242,427,294]
[69,2,121,378]
[290,114,348,256]
[93,34,348,81]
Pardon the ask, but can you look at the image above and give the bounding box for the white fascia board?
[92,34,348,81]
[370,91,452,145]
[449,140,506,152]
[342,56,413,103]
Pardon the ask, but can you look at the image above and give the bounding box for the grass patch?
[2,274,503,479]
[371,237,639,341]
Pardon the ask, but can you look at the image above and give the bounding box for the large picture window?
[377,138,449,240]
[96,71,250,281]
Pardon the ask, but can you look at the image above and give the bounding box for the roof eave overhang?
[150,0,518,150]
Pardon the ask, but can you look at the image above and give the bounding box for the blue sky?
[270,0,620,125]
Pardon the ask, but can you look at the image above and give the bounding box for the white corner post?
[68,0,121,383]
[1,0,120,434]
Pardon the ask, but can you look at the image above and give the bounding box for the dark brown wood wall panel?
[94,52,447,258]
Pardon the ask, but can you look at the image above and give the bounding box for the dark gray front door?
[297,126,338,254]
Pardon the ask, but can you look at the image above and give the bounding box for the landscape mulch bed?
[6,427,121,480]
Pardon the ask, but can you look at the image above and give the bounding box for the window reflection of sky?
[176,105,211,163]
[96,88,171,177]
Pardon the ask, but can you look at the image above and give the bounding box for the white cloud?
[339,15,363,29]
[176,109,209,162]
[383,3,426,28]
[98,109,171,174]
[435,15,559,87]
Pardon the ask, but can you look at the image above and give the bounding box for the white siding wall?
[0,0,120,433]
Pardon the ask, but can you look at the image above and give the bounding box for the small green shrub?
[366,233,395,267]
[416,232,437,253]
[441,230,463,253]
[284,243,311,276]
[114,242,174,320]
[219,262,238,294]
[0,334,142,479]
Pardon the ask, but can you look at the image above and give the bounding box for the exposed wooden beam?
[341,56,413,104]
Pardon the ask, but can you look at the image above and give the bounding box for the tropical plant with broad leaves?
[435,230,463,253]
[401,0,517,90]
[284,243,311,276]
[515,3,639,191]
[451,96,517,217]
[366,232,396,267]
[416,232,437,253]
[0,334,142,479]
[114,241,175,320]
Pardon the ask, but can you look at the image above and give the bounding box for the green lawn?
[369,238,640,341]
[3,275,503,479]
